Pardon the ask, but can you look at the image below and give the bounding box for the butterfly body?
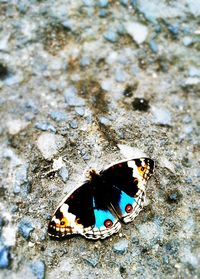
[48,158,154,240]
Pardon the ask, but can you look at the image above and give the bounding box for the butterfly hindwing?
[48,178,121,240]
[101,158,154,223]
[48,157,154,240]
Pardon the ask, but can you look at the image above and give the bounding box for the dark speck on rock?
[123,85,135,97]
[18,218,34,240]
[132,236,139,244]
[132,98,150,111]
[167,190,182,203]
[30,260,45,279]
[0,245,10,269]
[165,240,179,256]
[0,63,8,80]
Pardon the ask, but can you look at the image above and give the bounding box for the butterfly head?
[48,203,83,238]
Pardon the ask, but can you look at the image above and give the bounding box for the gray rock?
[0,245,10,269]
[124,22,148,44]
[137,221,163,243]
[18,218,34,240]
[30,260,45,279]
[115,68,126,83]
[50,111,68,122]
[151,107,172,125]
[69,120,78,129]
[98,0,109,8]
[183,36,193,46]
[104,30,118,43]
[13,164,31,195]
[98,116,111,125]
[36,132,65,160]
[59,166,69,182]
[149,39,158,53]
[188,67,200,77]
[75,107,85,116]
[64,86,85,107]
[35,122,56,133]
[113,239,129,254]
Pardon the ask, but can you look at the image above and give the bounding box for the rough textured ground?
[0,0,200,278]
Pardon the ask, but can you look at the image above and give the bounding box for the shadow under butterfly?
[48,157,155,240]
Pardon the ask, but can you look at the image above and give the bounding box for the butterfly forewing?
[48,157,154,240]
[100,158,155,223]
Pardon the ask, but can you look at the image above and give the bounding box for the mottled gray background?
[0,0,200,278]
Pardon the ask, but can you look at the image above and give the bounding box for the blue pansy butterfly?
[48,158,154,240]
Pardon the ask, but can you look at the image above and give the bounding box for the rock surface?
[0,1,199,278]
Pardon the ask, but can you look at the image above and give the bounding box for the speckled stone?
[113,239,129,254]
[18,218,34,240]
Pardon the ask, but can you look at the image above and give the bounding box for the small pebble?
[152,107,171,125]
[104,30,118,43]
[137,222,163,242]
[84,256,99,267]
[99,116,110,125]
[35,122,56,133]
[59,167,69,182]
[0,245,10,269]
[98,0,108,8]
[64,86,85,107]
[7,119,28,135]
[149,39,158,53]
[83,0,94,6]
[18,218,34,240]
[75,107,85,116]
[188,67,200,77]
[69,120,78,129]
[50,111,68,122]
[182,115,192,124]
[80,57,90,67]
[98,9,107,17]
[36,132,65,160]
[183,36,193,46]
[124,22,148,44]
[113,239,129,254]
[115,68,126,83]
[30,260,45,279]
[13,164,30,195]
[168,24,179,35]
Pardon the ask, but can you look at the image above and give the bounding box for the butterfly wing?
[48,179,121,240]
[100,158,154,223]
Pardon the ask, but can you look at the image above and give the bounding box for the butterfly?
[48,157,154,240]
